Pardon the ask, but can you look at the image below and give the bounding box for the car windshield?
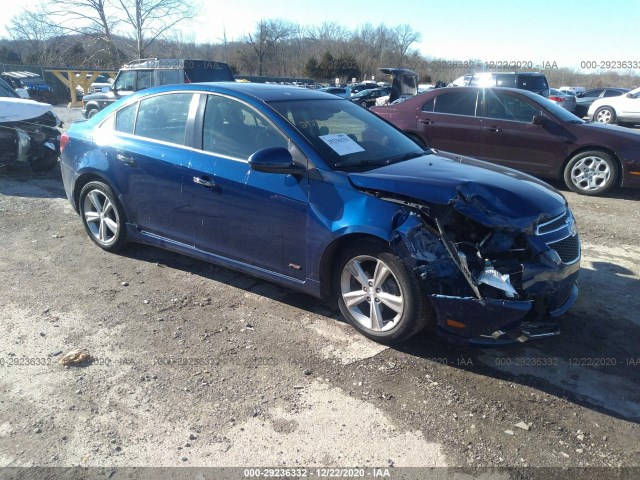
[267,98,428,170]
[541,97,585,123]
[0,78,19,98]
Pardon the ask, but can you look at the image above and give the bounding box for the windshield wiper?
[334,151,427,169]
[334,159,382,168]
[385,151,427,165]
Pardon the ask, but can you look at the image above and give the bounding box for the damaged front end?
[0,117,61,171]
[0,98,62,171]
[386,188,580,346]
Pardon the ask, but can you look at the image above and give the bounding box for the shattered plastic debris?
[59,350,92,366]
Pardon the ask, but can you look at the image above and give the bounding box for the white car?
[588,87,640,126]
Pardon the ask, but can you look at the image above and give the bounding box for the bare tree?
[117,0,199,59]
[7,8,63,65]
[393,24,422,59]
[41,0,122,67]
[245,19,294,76]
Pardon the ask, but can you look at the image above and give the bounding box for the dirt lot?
[0,107,639,476]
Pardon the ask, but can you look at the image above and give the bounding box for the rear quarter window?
[518,76,548,90]
[115,103,137,134]
[185,61,234,82]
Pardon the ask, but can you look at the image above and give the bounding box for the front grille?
[547,234,580,264]
[537,210,569,235]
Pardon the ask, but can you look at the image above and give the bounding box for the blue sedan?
[60,82,580,346]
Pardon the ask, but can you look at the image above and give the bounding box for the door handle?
[116,153,136,166]
[485,126,501,133]
[193,176,216,188]
[419,119,433,125]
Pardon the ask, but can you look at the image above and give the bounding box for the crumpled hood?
[0,98,53,123]
[348,152,567,231]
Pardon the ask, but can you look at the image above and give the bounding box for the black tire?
[87,108,100,119]
[333,239,434,344]
[593,106,617,125]
[78,181,127,251]
[563,150,618,196]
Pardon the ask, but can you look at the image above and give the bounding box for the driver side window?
[486,92,542,122]
[201,95,287,159]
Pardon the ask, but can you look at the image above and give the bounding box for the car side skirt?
[126,225,322,298]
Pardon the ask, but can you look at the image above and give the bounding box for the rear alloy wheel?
[594,106,616,125]
[334,240,433,344]
[360,101,368,108]
[563,150,618,196]
[79,181,127,251]
[87,108,100,118]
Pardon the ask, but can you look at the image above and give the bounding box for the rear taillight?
[60,133,70,153]
[549,96,563,102]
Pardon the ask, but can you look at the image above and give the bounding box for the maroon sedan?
[371,86,640,195]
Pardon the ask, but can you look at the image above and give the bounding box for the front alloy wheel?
[563,150,618,195]
[341,255,404,332]
[335,240,433,344]
[79,181,127,251]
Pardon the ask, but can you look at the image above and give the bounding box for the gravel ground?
[0,107,638,477]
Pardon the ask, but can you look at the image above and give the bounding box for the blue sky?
[2,0,639,69]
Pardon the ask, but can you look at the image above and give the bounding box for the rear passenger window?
[157,70,181,85]
[433,92,477,116]
[134,93,193,145]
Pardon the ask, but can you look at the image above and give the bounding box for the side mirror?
[626,93,636,98]
[249,147,304,175]
[532,115,548,126]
